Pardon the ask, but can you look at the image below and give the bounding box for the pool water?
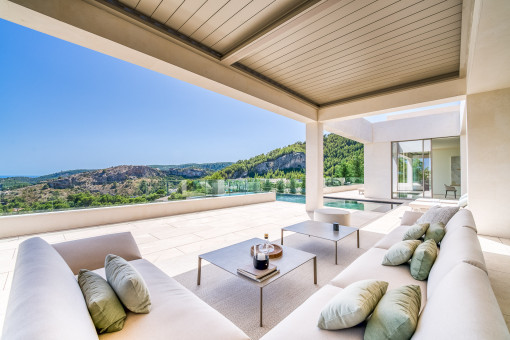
[276,194,395,213]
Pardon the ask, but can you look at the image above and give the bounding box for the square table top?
[199,238,316,287]
[282,220,358,242]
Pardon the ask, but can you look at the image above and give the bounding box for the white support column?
[306,122,324,212]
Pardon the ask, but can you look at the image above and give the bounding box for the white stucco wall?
[372,111,460,143]
[364,142,391,199]
[467,87,510,238]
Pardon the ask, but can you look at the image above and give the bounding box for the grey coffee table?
[281,220,359,265]
[197,238,317,327]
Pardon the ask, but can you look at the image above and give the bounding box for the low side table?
[281,220,359,265]
[197,238,317,327]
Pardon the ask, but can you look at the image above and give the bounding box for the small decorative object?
[253,233,275,270]
[333,223,340,231]
[253,245,270,270]
[250,244,283,259]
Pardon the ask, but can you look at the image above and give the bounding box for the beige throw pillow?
[318,280,388,330]
[105,254,151,313]
[382,240,422,266]
[78,269,126,333]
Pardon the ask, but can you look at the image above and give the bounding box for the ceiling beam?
[459,0,475,78]
[318,77,466,122]
[220,0,333,66]
[0,0,318,123]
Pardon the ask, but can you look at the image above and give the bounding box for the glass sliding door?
[392,140,432,199]
[431,137,461,199]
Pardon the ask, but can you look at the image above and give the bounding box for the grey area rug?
[173,229,383,340]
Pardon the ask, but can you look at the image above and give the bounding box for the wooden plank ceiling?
[111,0,463,106]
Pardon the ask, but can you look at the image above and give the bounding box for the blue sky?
[0,19,304,176]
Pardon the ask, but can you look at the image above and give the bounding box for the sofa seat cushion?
[2,237,98,340]
[427,226,487,298]
[330,248,427,311]
[96,259,249,340]
[412,263,510,340]
[373,225,411,250]
[261,284,365,340]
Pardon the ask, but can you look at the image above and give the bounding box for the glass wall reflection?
[392,137,460,199]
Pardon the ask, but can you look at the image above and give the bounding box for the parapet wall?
[0,192,276,238]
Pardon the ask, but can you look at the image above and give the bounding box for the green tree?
[139,180,148,194]
[289,178,297,194]
[301,178,306,194]
[262,179,272,192]
[276,179,285,193]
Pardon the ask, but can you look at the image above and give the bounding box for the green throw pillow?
[402,223,429,241]
[382,240,422,266]
[105,254,151,313]
[78,269,126,333]
[364,285,421,340]
[424,222,446,245]
[410,239,438,280]
[318,280,388,330]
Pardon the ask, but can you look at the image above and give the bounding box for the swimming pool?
[276,194,397,213]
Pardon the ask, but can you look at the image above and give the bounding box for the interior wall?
[364,142,391,199]
[432,147,461,197]
[467,87,510,238]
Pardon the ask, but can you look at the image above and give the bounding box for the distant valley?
[0,135,363,214]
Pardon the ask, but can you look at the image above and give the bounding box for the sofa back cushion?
[2,237,98,340]
[53,232,142,275]
[427,226,487,298]
[412,263,510,340]
[444,208,477,234]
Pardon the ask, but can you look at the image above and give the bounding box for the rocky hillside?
[48,165,164,189]
[253,152,305,174]
[150,162,233,172]
[165,167,209,178]
[209,134,363,179]
[223,152,305,178]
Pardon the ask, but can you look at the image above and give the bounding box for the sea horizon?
[0,175,39,178]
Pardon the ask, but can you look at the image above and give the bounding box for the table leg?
[197,257,202,285]
[335,241,338,265]
[260,287,263,327]
[357,229,360,248]
[281,229,284,245]
[313,257,317,284]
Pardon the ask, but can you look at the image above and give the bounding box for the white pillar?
[306,122,324,212]
[466,88,510,238]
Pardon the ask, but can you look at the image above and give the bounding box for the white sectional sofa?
[261,209,510,340]
[2,232,249,340]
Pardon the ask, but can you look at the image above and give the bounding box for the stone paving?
[0,199,508,332]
